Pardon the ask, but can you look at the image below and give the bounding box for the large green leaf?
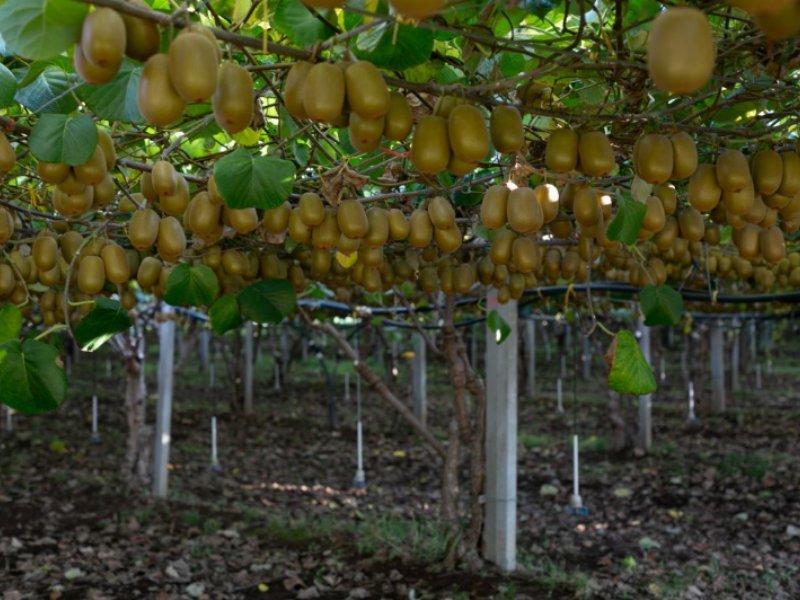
[0,303,22,343]
[606,193,646,246]
[0,338,67,414]
[15,66,79,114]
[209,294,242,335]
[164,263,219,307]
[213,148,295,209]
[237,279,297,324]
[605,330,657,396]
[80,61,143,123]
[0,0,88,61]
[487,309,511,345]
[640,285,683,327]
[28,113,97,166]
[74,297,132,352]
[354,23,434,71]
[271,0,336,47]
[0,64,17,107]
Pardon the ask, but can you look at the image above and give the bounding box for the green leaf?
[80,61,143,123]
[271,0,335,47]
[0,64,17,107]
[487,309,511,345]
[73,297,132,352]
[237,279,297,324]
[606,193,646,246]
[0,338,67,414]
[164,263,219,307]
[640,285,683,327]
[209,294,242,335]
[15,66,79,114]
[0,0,88,61]
[0,303,22,343]
[354,23,434,70]
[213,148,295,209]
[28,113,97,166]
[606,330,656,395]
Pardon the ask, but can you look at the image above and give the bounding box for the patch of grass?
[182,510,203,528]
[353,515,451,563]
[519,433,552,449]
[653,568,698,598]
[579,435,608,453]
[518,553,589,597]
[652,441,678,458]
[202,517,222,534]
[718,453,770,480]
[260,515,338,546]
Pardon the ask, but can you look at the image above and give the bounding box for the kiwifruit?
[121,0,160,61]
[137,54,186,127]
[428,196,456,230]
[574,187,601,227]
[151,160,177,197]
[647,7,716,94]
[722,178,755,215]
[119,192,143,213]
[39,264,61,288]
[75,145,107,186]
[447,155,477,177]
[383,92,413,141]
[81,8,126,69]
[688,164,722,212]
[507,187,543,233]
[284,61,313,120]
[364,207,389,248]
[302,62,346,123]
[728,0,792,17]
[287,209,310,244]
[310,248,332,278]
[448,105,489,164]
[642,195,667,232]
[408,208,433,248]
[337,234,361,256]
[263,202,291,234]
[168,31,219,103]
[59,231,83,262]
[779,152,800,196]
[715,149,751,193]
[32,234,58,272]
[348,112,384,153]
[753,2,800,39]
[578,131,615,177]
[100,243,130,284]
[157,216,186,262]
[433,96,465,118]
[213,63,254,134]
[0,264,15,298]
[389,0,446,20]
[634,133,673,184]
[751,149,783,196]
[53,186,94,216]
[225,207,260,234]
[490,105,525,154]
[361,267,382,293]
[358,245,384,268]
[669,131,698,180]
[78,255,106,295]
[545,128,578,173]
[704,223,721,245]
[480,184,509,229]
[490,230,515,265]
[434,225,462,254]
[454,263,475,294]
[543,248,562,283]
[761,207,778,228]
[186,192,218,234]
[654,183,677,215]
[743,193,767,224]
[74,43,118,84]
[312,210,339,249]
[535,184,560,223]
[298,192,326,227]
[337,199,369,239]
[345,61,390,119]
[549,220,573,239]
[511,236,539,273]
[57,171,85,195]
[734,223,761,260]
[388,208,410,241]
[412,115,450,175]
[37,161,70,185]
[0,132,15,173]
[93,174,116,207]
[678,206,705,241]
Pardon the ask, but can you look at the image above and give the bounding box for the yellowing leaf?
[336,251,358,269]
[392,450,406,458]
[232,127,261,147]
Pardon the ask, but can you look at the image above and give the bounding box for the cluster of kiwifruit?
[302,0,445,20]
[544,128,617,177]
[39,128,118,216]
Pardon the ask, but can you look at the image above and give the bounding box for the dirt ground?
[0,329,798,599]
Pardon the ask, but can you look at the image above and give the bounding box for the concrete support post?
[484,291,518,572]
[710,321,726,412]
[153,306,176,499]
[581,333,591,380]
[199,329,210,372]
[411,333,427,428]
[524,319,536,398]
[638,315,652,452]
[280,327,289,380]
[731,325,740,394]
[244,321,254,414]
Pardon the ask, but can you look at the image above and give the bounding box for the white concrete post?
[210,416,222,472]
[638,314,652,452]
[731,324,740,394]
[687,380,697,422]
[244,321,254,414]
[556,378,564,415]
[524,319,536,398]
[412,333,427,428]
[353,335,366,489]
[199,329,210,372]
[344,372,351,401]
[484,290,518,572]
[90,394,101,444]
[5,406,13,434]
[153,306,176,499]
[710,321,726,412]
